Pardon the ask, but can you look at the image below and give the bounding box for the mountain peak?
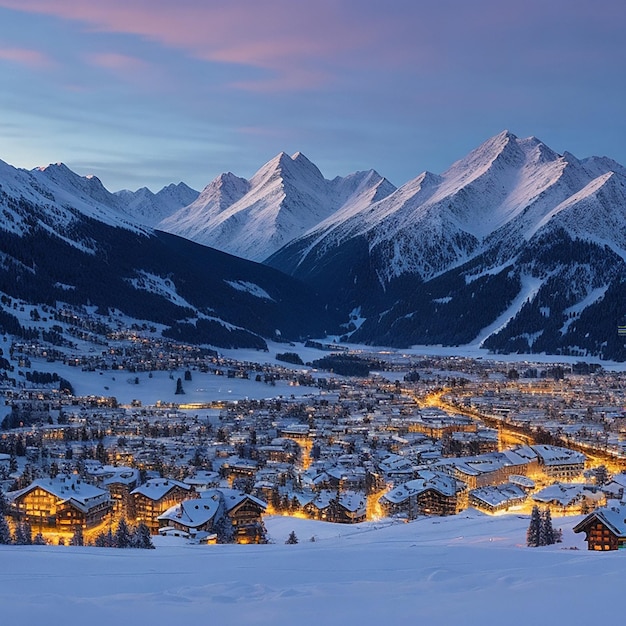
[36,162,71,174]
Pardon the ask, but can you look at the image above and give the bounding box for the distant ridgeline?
[1,130,626,360]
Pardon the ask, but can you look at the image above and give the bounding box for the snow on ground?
[0,511,617,626]
[26,357,319,405]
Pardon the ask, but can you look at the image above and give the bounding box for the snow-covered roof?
[533,482,601,506]
[469,483,526,508]
[531,445,586,466]
[131,478,191,500]
[607,473,626,488]
[9,475,110,511]
[573,505,626,537]
[338,491,366,514]
[87,465,139,486]
[436,450,536,478]
[382,472,457,504]
[209,488,267,513]
[508,474,535,489]
[183,471,220,488]
[158,495,221,529]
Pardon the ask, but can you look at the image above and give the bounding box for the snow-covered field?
[19,357,320,406]
[0,511,619,625]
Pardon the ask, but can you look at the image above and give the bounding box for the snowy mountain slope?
[0,157,341,349]
[30,162,146,234]
[0,158,150,244]
[116,182,199,226]
[157,172,250,240]
[270,131,626,285]
[158,152,396,262]
[263,132,626,359]
[2,133,626,359]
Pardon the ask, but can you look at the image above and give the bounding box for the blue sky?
[0,0,624,191]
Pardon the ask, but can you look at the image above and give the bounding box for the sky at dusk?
[0,0,624,192]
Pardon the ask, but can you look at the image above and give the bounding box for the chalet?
[333,491,367,524]
[377,453,416,481]
[219,488,267,543]
[87,464,140,517]
[8,475,111,530]
[468,483,527,513]
[532,482,604,512]
[304,489,335,521]
[131,478,193,533]
[434,449,536,490]
[573,505,626,550]
[183,470,221,492]
[158,493,222,537]
[380,471,460,519]
[601,473,626,501]
[531,445,586,480]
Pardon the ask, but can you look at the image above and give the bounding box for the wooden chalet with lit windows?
[573,505,626,551]
[131,478,192,533]
[157,493,222,538]
[380,471,460,519]
[220,488,267,543]
[8,475,111,530]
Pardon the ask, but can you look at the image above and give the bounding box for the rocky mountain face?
[266,131,626,360]
[2,130,626,360]
[157,151,396,261]
[0,158,340,349]
[115,182,199,227]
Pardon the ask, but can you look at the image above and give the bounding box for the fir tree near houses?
[527,505,562,547]
[285,530,299,544]
[0,512,11,545]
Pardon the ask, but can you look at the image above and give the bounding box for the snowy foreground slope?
[0,512,618,626]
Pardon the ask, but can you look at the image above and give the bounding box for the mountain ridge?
[1,131,626,360]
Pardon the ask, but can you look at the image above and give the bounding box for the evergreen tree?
[0,513,11,544]
[175,377,185,395]
[14,521,32,545]
[70,525,84,546]
[114,518,132,548]
[540,508,556,546]
[214,513,234,544]
[285,530,298,544]
[526,505,541,547]
[0,487,7,514]
[33,532,47,546]
[94,532,108,547]
[593,465,609,486]
[131,522,154,549]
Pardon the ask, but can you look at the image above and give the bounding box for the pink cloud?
[89,52,148,72]
[0,0,391,90]
[0,46,54,69]
[85,52,166,91]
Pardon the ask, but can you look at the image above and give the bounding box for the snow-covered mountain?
[158,152,396,261]
[267,131,626,360]
[2,132,626,360]
[0,159,146,239]
[269,131,626,283]
[116,182,199,227]
[0,158,340,349]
